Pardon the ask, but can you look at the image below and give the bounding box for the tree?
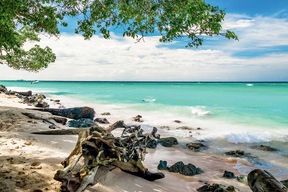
[0,0,238,72]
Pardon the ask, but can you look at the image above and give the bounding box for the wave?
[246,83,254,87]
[189,106,210,116]
[142,97,156,103]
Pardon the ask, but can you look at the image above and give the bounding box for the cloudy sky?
[1,0,288,81]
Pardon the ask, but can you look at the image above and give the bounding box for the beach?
[0,85,287,192]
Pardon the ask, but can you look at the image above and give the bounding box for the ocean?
[1,80,288,177]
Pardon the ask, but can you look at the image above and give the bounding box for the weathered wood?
[28,107,95,120]
[248,169,288,192]
[53,122,165,191]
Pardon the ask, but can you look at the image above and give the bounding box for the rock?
[248,169,287,192]
[251,144,278,151]
[281,180,288,188]
[68,118,96,128]
[168,161,203,176]
[94,117,110,124]
[0,85,7,93]
[158,137,178,147]
[223,170,236,179]
[237,175,248,185]
[157,160,168,170]
[146,139,157,149]
[197,183,239,192]
[176,126,193,130]
[186,142,207,152]
[101,112,111,115]
[174,120,181,123]
[52,117,67,125]
[133,115,143,122]
[34,101,49,108]
[16,90,32,96]
[225,150,245,157]
[29,107,95,120]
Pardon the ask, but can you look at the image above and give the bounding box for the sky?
[1,0,288,81]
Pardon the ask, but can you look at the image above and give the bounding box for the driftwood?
[51,121,164,191]
[28,107,95,120]
[248,169,288,192]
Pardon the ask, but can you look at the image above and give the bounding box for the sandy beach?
[0,91,282,192]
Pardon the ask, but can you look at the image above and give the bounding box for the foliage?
[0,0,238,71]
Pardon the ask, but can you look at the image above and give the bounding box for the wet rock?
[186,142,207,152]
[168,161,203,176]
[68,118,96,128]
[223,170,236,179]
[158,137,178,147]
[157,160,168,170]
[251,144,278,151]
[174,120,181,123]
[248,169,287,192]
[16,90,32,96]
[52,117,67,125]
[197,183,239,192]
[176,126,193,130]
[225,150,245,157]
[101,112,111,115]
[133,115,143,122]
[29,107,95,119]
[94,117,110,124]
[146,139,157,149]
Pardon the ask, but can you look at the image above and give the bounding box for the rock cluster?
[157,160,203,176]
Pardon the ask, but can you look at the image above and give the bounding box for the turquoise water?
[1,81,287,130]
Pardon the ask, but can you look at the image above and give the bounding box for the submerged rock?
[225,150,245,157]
[158,137,178,147]
[186,142,207,152]
[251,144,278,151]
[168,161,203,176]
[146,139,157,149]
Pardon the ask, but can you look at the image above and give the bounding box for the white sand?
[0,92,252,192]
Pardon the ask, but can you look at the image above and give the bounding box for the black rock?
[281,179,288,188]
[158,137,178,147]
[197,183,239,192]
[94,117,110,124]
[225,150,245,157]
[186,142,207,152]
[0,85,7,93]
[68,118,96,128]
[168,161,203,176]
[146,139,157,149]
[251,144,278,151]
[157,160,168,170]
[223,170,236,179]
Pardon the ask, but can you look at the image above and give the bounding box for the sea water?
[1,81,288,177]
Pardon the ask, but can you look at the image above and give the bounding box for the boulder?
[68,118,96,128]
[94,117,110,124]
[248,169,287,192]
[29,107,95,120]
[225,150,245,157]
[168,161,203,176]
[186,142,207,152]
[197,183,239,192]
[16,90,32,96]
[158,137,178,147]
[133,115,143,122]
[157,160,168,170]
[146,139,157,149]
[174,120,181,123]
[223,170,236,179]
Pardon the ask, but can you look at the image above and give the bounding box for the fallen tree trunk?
[248,169,288,192]
[53,122,165,191]
[28,106,95,120]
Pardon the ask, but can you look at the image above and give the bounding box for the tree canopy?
[0,0,238,72]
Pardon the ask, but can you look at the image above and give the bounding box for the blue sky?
[1,0,288,81]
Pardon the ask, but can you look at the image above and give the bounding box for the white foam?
[189,106,210,116]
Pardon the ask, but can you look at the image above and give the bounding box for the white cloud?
[0,13,288,81]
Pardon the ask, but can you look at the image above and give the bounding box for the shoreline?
[0,88,287,191]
